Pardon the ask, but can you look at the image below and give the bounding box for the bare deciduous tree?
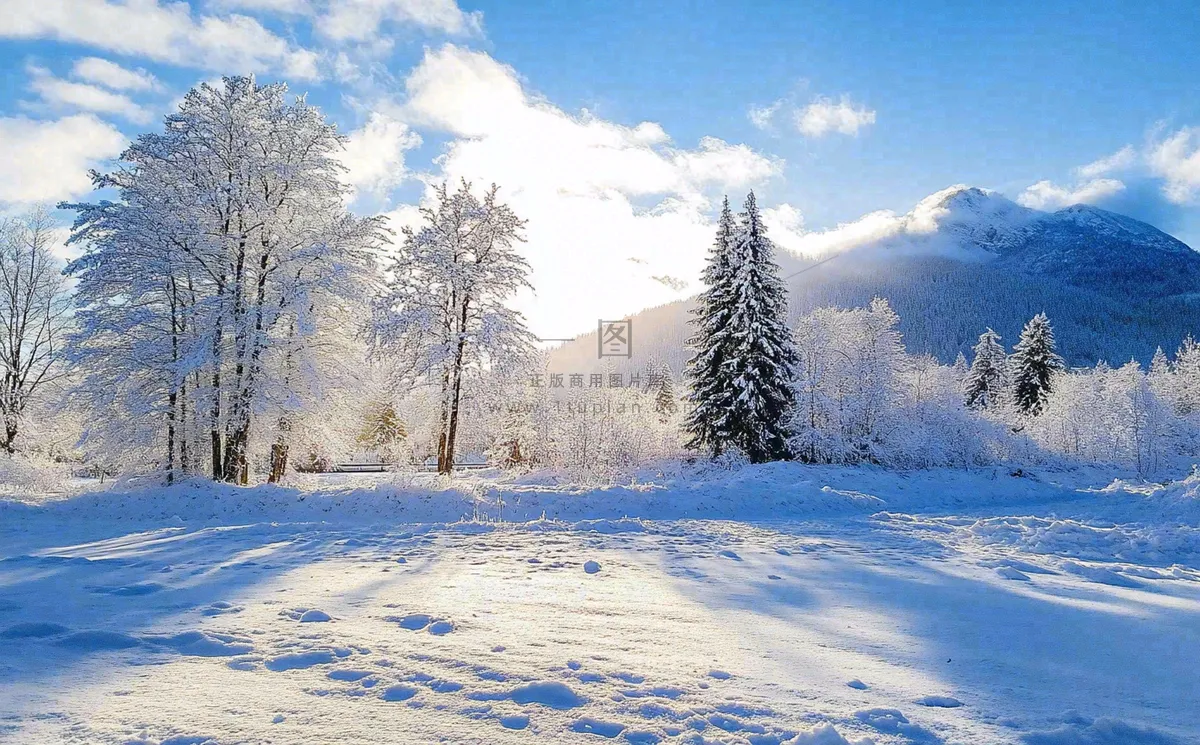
[0,206,71,454]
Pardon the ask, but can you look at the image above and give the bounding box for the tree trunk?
[1,419,16,455]
[439,295,472,476]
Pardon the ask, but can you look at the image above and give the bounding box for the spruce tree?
[964,329,1007,410]
[952,351,969,381]
[722,191,799,462]
[683,197,740,456]
[1010,313,1064,415]
[651,361,679,421]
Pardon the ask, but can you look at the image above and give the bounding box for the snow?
[2,463,1199,744]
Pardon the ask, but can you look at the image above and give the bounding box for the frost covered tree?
[357,400,407,465]
[0,207,71,454]
[790,299,926,464]
[684,197,739,457]
[1010,313,1064,415]
[722,191,799,462]
[373,181,534,475]
[964,329,1008,410]
[643,357,678,421]
[1171,336,1200,415]
[64,76,384,483]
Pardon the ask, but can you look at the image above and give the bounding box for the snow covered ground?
[2,465,1199,744]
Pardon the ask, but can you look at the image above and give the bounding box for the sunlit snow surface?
[2,470,1199,744]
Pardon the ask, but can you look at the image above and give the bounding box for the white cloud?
[1075,145,1136,179]
[71,57,160,91]
[747,100,783,130]
[0,114,126,205]
[673,137,782,188]
[319,0,482,40]
[1017,177,1126,210]
[795,96,876,137]
[28,65,154,123]
[1147,127,1200,204]
[395,44,783,337]
[338,112,422,196]
[0,0,320,79]
[212,0,312,14]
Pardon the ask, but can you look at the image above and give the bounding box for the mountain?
[547,186,1200,375]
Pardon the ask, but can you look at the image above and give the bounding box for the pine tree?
[1011,313,1065,415]
[358,400,407,461]
[1174,336,1200,414]
[649,360,679,421]
[721,191,800,462]
[683,197,740,456]
[964,329,1007,410]
[952,351,969,381]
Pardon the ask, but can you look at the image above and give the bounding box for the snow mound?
[1020,716,1184,744]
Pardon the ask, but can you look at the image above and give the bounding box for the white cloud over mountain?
[1148,127,1200,205]
[1018,129,1200,214]
[1017,178,1125,211]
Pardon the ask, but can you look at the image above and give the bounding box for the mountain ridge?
[546,186,1200,375]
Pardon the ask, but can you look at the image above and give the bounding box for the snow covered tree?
[1010,313,1064,415]
[952,351,969,382]
[964,329,1008,410]
[373,181,534,475]
[643,357,678,421]
[0,206,71,454]
[357,399,407,464]
[64,76,384,483]
[1171,336,1200,415]
[723,191,799,462]
[684,197,739,457]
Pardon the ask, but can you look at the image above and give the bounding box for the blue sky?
[2,0,1199,336]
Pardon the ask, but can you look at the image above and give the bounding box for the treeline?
[683,198,1200,475]
[2,75,1198,485]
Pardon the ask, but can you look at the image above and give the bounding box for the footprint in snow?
[847,679,869,690]
[381,684,418,702]
[708,670,732,680]
[510,681,586,709]
[1,622,69,639]
[571,717,625,737]
[584,561,601,574]
[499,714,529,730]
[767,575,782,580]
[718,550,742,561]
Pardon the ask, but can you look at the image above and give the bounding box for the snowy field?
[2,465,1199,745]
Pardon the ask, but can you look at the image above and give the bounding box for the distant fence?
[330,462,491,473]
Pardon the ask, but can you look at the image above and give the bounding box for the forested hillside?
[549,188,1200,374]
